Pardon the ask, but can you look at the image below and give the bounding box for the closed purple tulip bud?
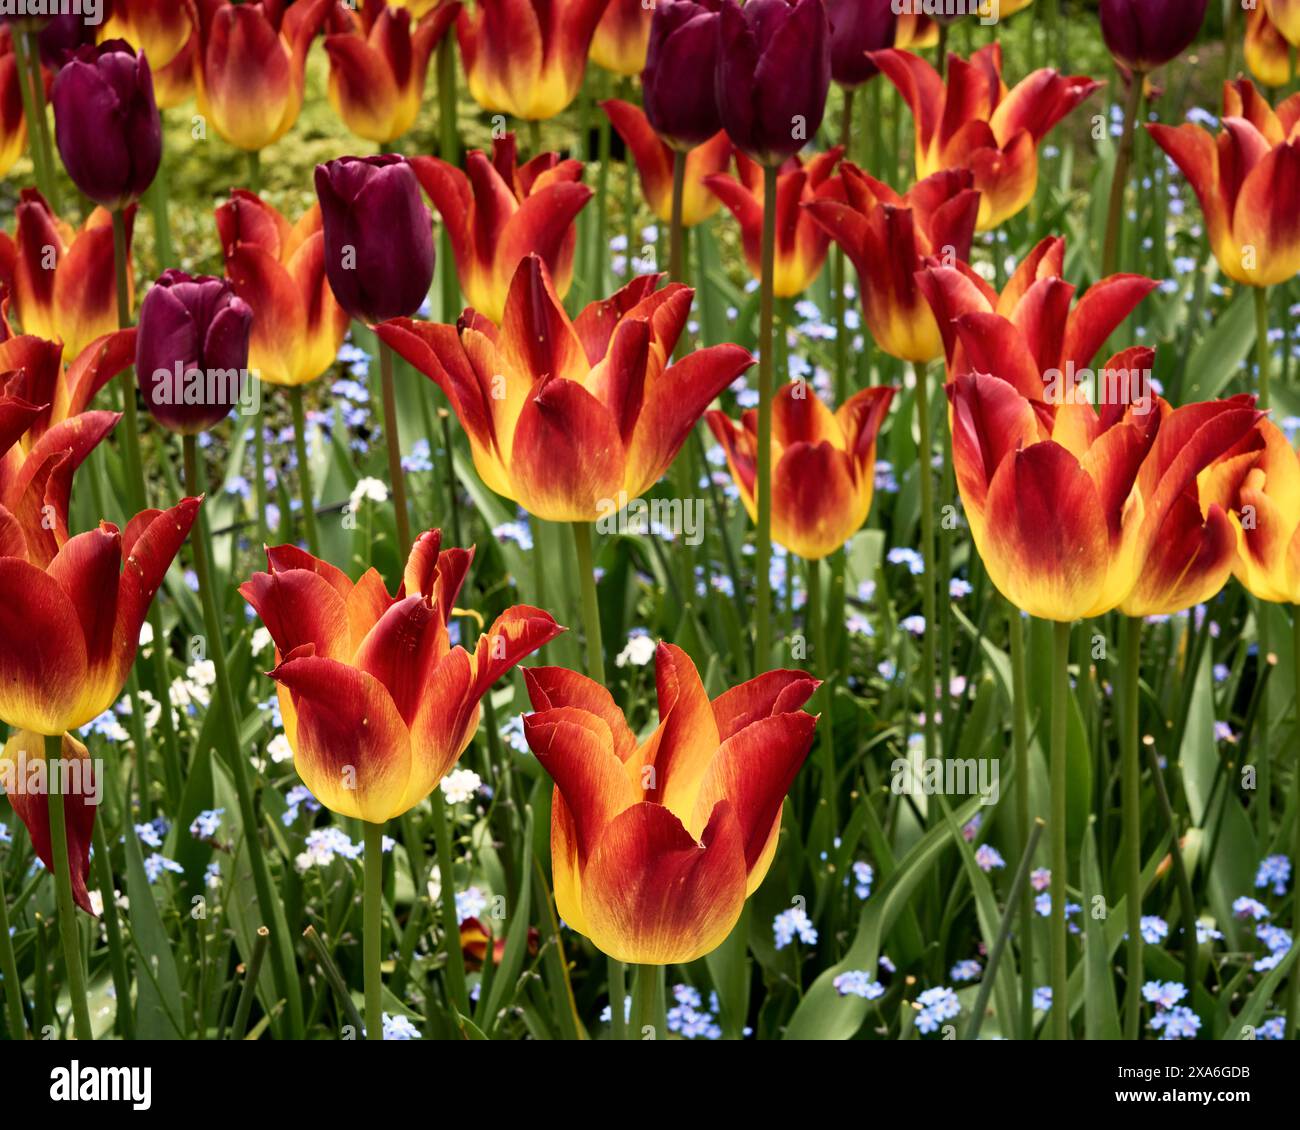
[37,13,98,69]
[715,0,831,167]
[315,154,436,323]
[51,41,161,211]
[137,270,254,436]
[643,0,725,151]
[826,0,895,88]
[1099,0,1209,73]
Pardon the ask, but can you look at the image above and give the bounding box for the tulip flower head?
[1246,2,1295,88]
[377,255,754,522]
[194,0,331,151]
[410,134,592,324]
[0,731,98,912]
[642,0,724,152]
[705,147,844,297]
[1146,80,1300,287]
[0,190,135,359]
[707,382,896,560]
[457,0,609,121]
[100,0,199,109]
[715,0,831,167]
[1099,0,1208,74]
[136,270,254,436]
[1267,0,1300,45]
[215,191,350,387]
[947,365,1261,621]
[604,101,731,228]
[51,40,161,211]
[825,0,895,88]
[524,643,819,964]
[241,530,564,822]
[0,493,201,735]
[324,0,459,144]
[315,154,437,324]
[871,44,1098,231]
[590,0,653,76]
[0,27,26,178]
[805,163,980,363]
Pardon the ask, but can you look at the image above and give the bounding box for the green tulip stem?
[183,433,304,1038]
[363,820,384,1041]
[1049,619,1071,1040]
[290,386,320,555]
[632,963,664,1040]
[437,35,460,320]
[669,148,687,287]
[430,786,471,1022]
[379,339,412,556]
[1102,71,1143,278]
[913,360,938,764]
[1287,607,1300,1038]
[146,110,173,269]
[0,839,26,1038]
[46,733,92,1040]
[1254,285,1271,411]
[1120,616,1143,1039]
[13,30,55,207]
[1008,602,1035,1036]
[755,162,779,671]
[806,556,836,827]
[572,521,605,684]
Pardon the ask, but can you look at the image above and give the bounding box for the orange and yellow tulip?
[0,491,200,736]
[1266,0,1300,45]
[240,530,563,822]
[871,44,1100,230]
[410,134,592,323]
[100,0,199,109]
[0,27,27,178]
[1246,2,1294,87]
[0,191,134,360]
[1202,417,1300,605]
[324,0,459,145]
[590,0,652,75]
[602,100,730,228]
[1147,80,1300,287]
[377,255,753,522]
[805,164,980,363]
[457,0,609,121]
[214,190,349,387]
[704,147,845,298]
[916,235,1159,383]
[523,643,818,964]
[894,10,937,50]
[707,383,895,560]
[947,364,1260,621]
[194,0,331,151]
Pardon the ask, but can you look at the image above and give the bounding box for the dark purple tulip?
[137,270,254,436]
[50,41,161,211]
[826,0,895,88]
[314,155,436,323]
[715,0,831,167]
[1099,0,1209,73]
[643,0,725,151]
[37,13,97,69]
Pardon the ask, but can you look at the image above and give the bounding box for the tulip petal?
[523,665,639,761]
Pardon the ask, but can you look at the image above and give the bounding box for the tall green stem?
[379,340,412,555]
[572,521,605,683]
[13,30,54,206]
[1009,602,1034,1036]
[363,820,384,1040]
[1254,285,1271,411]
[289,386,320,555]
[430,788,470,1019]
[183,434,303,1037]
[632,963,663,1040]
[1120,616,1143,1039]
[1288,608,1300,1038]
[0,831,28,1038]
[669,149,687,288]
[1102,73,1143,277]
[46,733,92,1040]
[755,163,779,670]
[1049,619,1071,1040]
[147,111,173,269]
[914,361,938,762]
[437,36,459,319]
[807,557,836,826]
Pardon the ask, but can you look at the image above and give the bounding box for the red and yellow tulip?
[1246,2,1294,88]
[1202,417,1300,605]
[240,530,563,822]
[1266,0,1300,45]
[704,147,845,298]
[214,190,349,387]
[410,134,592,323]
[523,643,818,964]
[324,0,459,145]
[1147,80,1300,287]
[602,100,730,228]
[377,255,753,522]
[590,0,653,76]
[194,0,331,151]
[916,235,1159,383]
[707,383,896,560]
[871,43,1100,230]
[0,191,134,360]
[100,0,199,109]
[0,27,28,178]
[0,492,200,735]
[457,0,609,121]
[805,164,980,363]
[947,365,1261,620]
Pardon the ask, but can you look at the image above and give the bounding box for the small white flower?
[350,477,389,509]
[251,627,273,654]
[138,621,154,648]
[440,768,482,805]
[267,733,294,764]
[187,659,217,687]
[615,633,656,668]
